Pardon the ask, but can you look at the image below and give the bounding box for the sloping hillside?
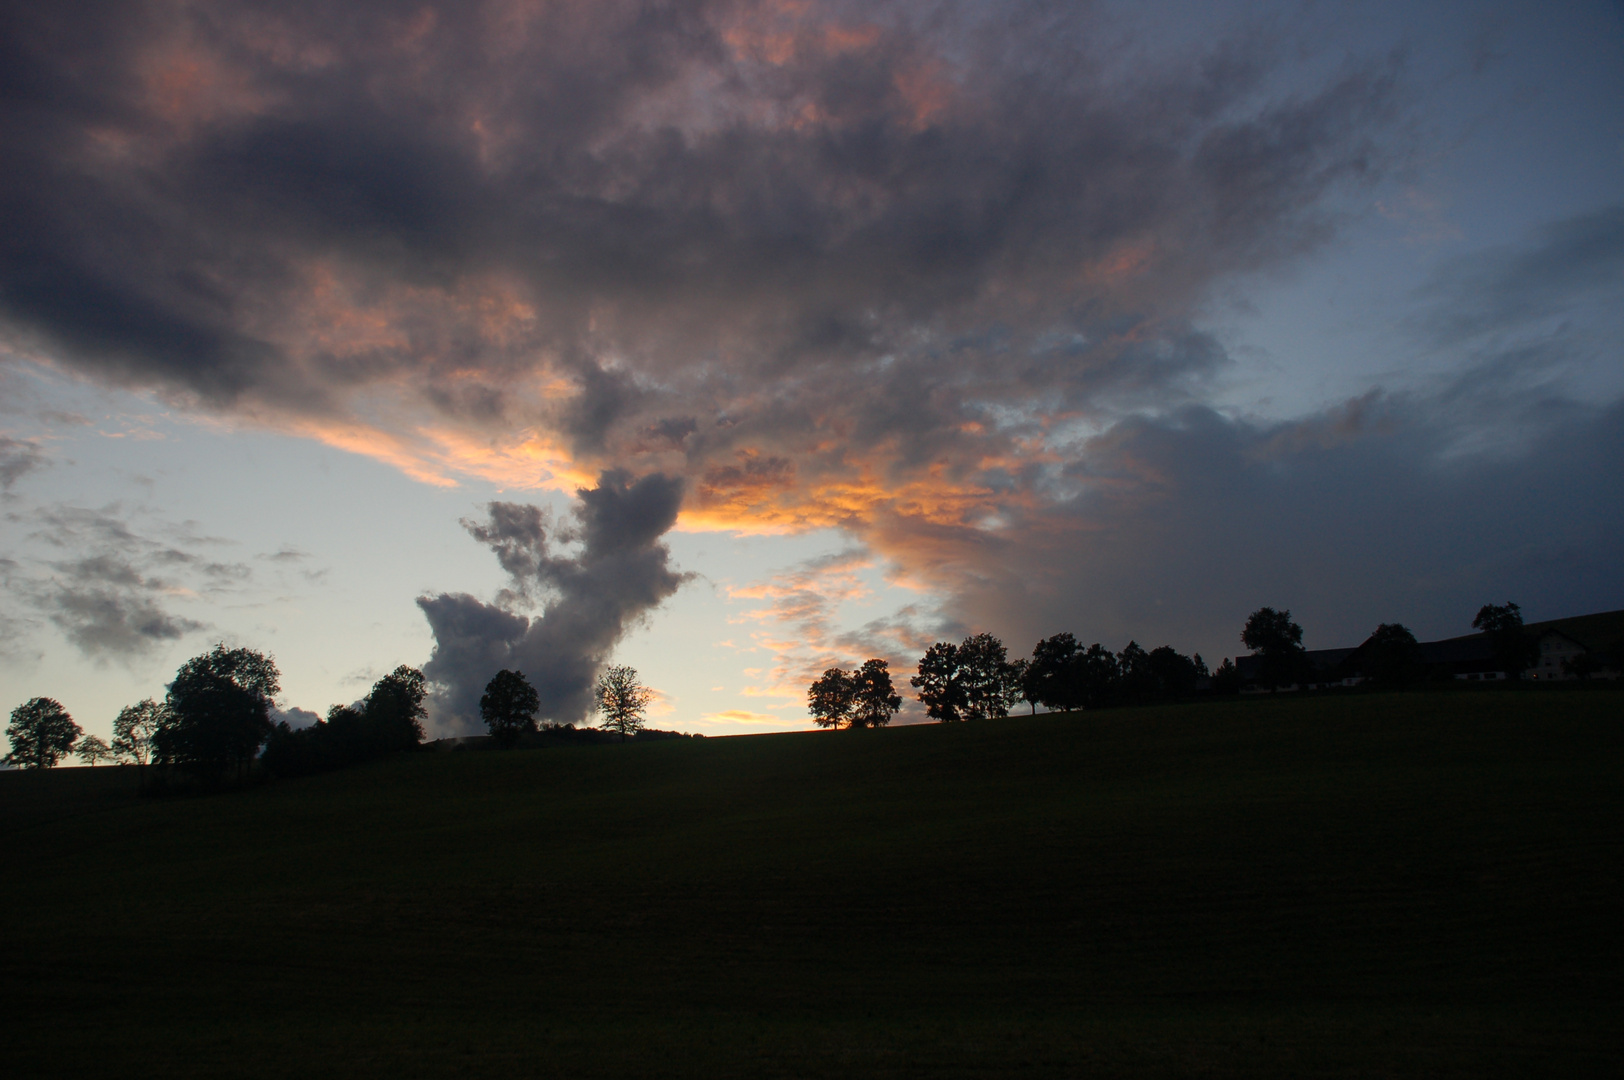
[3,690,1620,1078]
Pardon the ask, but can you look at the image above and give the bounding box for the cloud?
[932,391,1624,667]
[0,504,252,661]
[417,470,690,733]
[699,709,783,725]
[0,437,44,491]
[727,546,935,718]
[4,1,1613,695]
[272,705,321,730]
[1415,203,1624,346]
[0,0,1401,503]
[38,553,206,657]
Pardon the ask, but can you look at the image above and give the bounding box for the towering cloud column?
[417,470,689,733]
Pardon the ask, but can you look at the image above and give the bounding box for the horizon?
[2,0,1621,742]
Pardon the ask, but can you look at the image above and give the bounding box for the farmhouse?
[1235,608,1622,691]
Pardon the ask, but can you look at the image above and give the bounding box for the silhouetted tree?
[914,635,1020,722]
[1077,643,1120,707]
[1116,641,1154,699]
[912,641,967,722]
[156,645,280,784]
[1146,646,1203,697]
[849,659,902,728]
[482,669,540,747]
[361,665,428,752]
[1242,607,1307,689]
[112,699,164,767]
[808,667,856,728]
[595,665,653,741]
[957,633,1020,720]
[1211,657,1241,695]
[1009,657,1035,714]
[261,666,429,778]
[1363,623,1421,687]
[75,735,113,767]
[1027,633,1084,712]
[5,697,81,769]
[1473,602,1537,679]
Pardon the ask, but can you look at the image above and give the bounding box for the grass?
[3,689,1621,1077]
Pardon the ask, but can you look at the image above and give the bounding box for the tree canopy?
[1026,633,1084,712]
[4,697,81,769]
[809,660,902,729]
[156,645,280,783]
[75,735,113,767]
[1242,607,1307,688]
[807,667,857,728]
[112,699,165,766]
[911,641,968,722]
[911,635,1021,722]
[262,666,429,777]
[1363,623,1421,686]
[595,665,653,741]
[480,669,539,747]
[1473,602,1537,678]
[361,665,428,752]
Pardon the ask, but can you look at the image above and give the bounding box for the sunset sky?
[2,0,1621,741]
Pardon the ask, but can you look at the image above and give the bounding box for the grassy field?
[3,690,1621,1078]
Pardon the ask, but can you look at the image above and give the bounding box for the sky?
[2,0,1621,742]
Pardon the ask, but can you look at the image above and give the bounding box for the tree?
[112,699,165,767]
[1473,602,1537,679]
[1146,646,1203,697]
[76,735,113,767]
[1076,643,1120,707]
[1027,633,1083,712]
[595,665,653,741]
[912,641,967,722]
[1211,657,1241,695]
[263,665,430,779]
[481,669,539,747]
[5,698,82,769]
[848,659,902,728]
[1009,657,1035,714]
[1363,623,1421,687]
[913,635,1020,722]
[156,645,280,783]
[361,665,427,752]
[1242,607,1307,689]
[807,667,856,728]
[1116,640,1154,698]
[957,633,1020,720]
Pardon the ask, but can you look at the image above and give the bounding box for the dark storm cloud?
[13,0,1603,690]
[936,390,1624,666]
[418,470,690,732]
[0,0,1400,458]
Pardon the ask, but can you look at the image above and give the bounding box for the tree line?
[4,646,664,778]
[805,601,1559,727]
[807,631,1211,728]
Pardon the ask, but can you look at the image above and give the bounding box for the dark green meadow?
[4,691,1621,1078]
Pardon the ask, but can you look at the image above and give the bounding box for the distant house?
[1524,629,1590,681]
[1415,632,1505,682]
[1230,607,1622,690]
[1235,648,1361,693]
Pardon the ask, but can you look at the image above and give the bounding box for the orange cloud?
[699,708,786,725]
